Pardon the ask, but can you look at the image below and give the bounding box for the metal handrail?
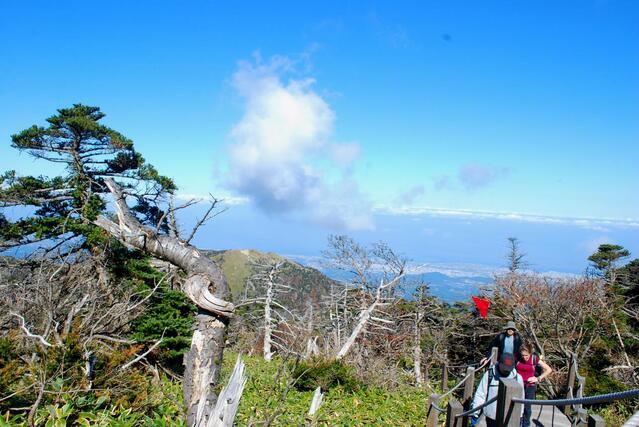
[455,396,498,418]
[511,387,639,406]
[452,385,639,420]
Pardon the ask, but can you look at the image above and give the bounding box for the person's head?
[519,342,534,362]
[503,320,517,336]
[498,352,516,376]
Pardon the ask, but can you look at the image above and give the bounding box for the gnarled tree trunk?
[94,179,234,426]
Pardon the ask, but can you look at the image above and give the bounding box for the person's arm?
[537,359,552,381]
[527,358,552,384]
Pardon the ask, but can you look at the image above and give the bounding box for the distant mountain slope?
[204,249,336,306]
[205,250,490,306]
[401,272,492,304]
[289,256,493,304]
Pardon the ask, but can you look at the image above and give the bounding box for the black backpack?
[532,353,543,377]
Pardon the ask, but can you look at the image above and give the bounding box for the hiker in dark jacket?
[480,321,523,365]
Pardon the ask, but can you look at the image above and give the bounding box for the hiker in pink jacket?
[516,342,553,427]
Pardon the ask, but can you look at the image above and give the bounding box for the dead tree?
[322,236,406,361]
[321,279,357,355]
[397,289,453,387]
[94,179,234,426]
[210,355,247,427]
[407,284,432,387]
[238,259,300,360]
[302,302,320,359]
[336,273,403,359]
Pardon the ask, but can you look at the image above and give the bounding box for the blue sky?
[1,1,638,274]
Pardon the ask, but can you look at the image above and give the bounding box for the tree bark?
[414,312,424,387]
[183,312,228,426]
[263,268,275,361]
[94,179,234,426]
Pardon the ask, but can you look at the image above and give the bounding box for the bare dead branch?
[10,312,53,347]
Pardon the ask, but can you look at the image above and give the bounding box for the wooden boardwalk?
[476,405,571,427]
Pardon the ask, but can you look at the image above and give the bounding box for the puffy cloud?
[225,55,373,230]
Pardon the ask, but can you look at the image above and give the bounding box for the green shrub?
[0,337,14,363]
[292,358,363,392]
[110,253,195,371]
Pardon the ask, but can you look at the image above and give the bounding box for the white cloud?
[377,205,639,230]
[330,142,362,170]
[225,55,373,231]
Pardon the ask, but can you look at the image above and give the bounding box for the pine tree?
[1,105,234,425]
[0,104,175,254]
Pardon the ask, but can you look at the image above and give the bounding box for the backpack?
[478,367,506,419]
[519,353,543,378]
[475,368,498,420]
[532,353,543,377]
[486,366,500,393]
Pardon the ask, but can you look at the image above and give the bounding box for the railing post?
[588,413,605,426]
[574,374,586,423]
[562,353,577,417]
[446,398,463,427]
[622,410,639,427]
[461,366,475,427]
[495,378,523,427]
[576,409,589,427]
[442,363,449,391]
[567,353,577,396]
[426,393,441,427]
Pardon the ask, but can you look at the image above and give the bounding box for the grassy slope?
[220,353,432,426]
[207,249,286,299]
[206,249,335,305]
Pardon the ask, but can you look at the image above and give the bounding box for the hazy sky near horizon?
[1,1,638,273]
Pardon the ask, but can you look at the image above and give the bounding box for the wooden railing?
[427,348,639,426]
[564,352,587,424]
